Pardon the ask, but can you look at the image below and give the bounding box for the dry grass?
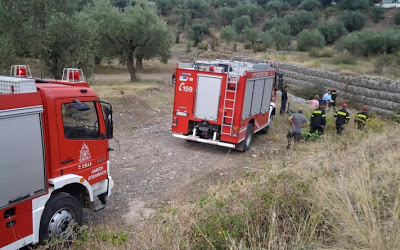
[72,99,400,249]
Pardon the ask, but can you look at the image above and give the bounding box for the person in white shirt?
[323,90,332,111]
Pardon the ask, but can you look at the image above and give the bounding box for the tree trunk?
[127,53,136,82]
[175,32,180,44]
[136,56,143,71]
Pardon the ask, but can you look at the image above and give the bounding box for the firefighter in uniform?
[354,107,370,131]
[280,86,289,115]
[334,103,350,135]
[307,100,327,138]
[331,86,338,112]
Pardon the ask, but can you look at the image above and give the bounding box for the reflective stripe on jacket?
[311,107,326,126]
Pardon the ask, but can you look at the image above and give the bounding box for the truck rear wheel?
[39,192,82,245]
[172,75,176,84]
[243,123,254,152]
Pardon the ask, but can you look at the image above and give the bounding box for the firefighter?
[334,103,350,135]
[280,85,289,115]
[331,86,338,112]
[307,100,327,138]
[354,107,370,131]
[287,108,309,149]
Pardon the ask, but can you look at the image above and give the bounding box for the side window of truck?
[62,102,100,139]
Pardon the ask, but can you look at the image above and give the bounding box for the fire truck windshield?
[62,101,100,139]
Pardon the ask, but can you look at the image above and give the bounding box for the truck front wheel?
[39,192,83,245]
[243,123,254,151]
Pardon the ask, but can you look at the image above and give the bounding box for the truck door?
[0,106,46,248]
[56,98,108,184]
[194,75,223,121]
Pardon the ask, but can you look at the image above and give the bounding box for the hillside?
[156,0,400,80]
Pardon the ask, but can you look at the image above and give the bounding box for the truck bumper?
[172,134,236,149]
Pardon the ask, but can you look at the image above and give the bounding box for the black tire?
[172,75,176,84]
[39,192,82,245]
[243,123,254,152]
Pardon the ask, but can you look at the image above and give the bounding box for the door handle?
[62,158,74,164]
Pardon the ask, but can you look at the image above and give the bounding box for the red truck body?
[172,60,278,151]
[0,68,113,249]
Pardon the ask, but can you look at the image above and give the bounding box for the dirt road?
[87,71,280,226]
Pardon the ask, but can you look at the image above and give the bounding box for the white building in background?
[379,0,400,8]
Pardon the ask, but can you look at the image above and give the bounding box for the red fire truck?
[171,60,278,151]
[0,66,114,249]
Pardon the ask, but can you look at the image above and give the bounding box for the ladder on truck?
[221,63,240,137]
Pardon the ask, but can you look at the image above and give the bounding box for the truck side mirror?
[72,99,90,111]
[103,106,113,139]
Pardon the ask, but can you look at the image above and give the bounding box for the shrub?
[298,0,321,11]
[395,11,400,25]
[335,32,363,54]
[374,53,400,78]
[234,2,260,23]
[338,0,369,11]
[264,28,291,50]
[297,29,325,51]
[309,49,320,58]
[313,60,321,67]
[369,6,386,23]
[323,6,339,19]
[320,0,333,7]
[219,7,236,26]
[318,22,347,44]
[186,23,209,46]
[243,42,252,49]
[155,0,172,16]
[254,43,266,52]
[220,25,237,44]
[285,10,319,36]
[197,42,208,50]
[320,49,333,57]
[232,15,252,33]
[262,18,291,35]
[287,0,302,7]
[265,0,291,17]
[240,27,259,46]
[339,11,366,32]
[336,29,400,56]
[333,53,356,65]
[184,0,209,18]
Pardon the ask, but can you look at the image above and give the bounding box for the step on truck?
[0,66,114,249]
[171,60,279,151]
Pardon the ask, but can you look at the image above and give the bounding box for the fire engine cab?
[0,66,114,249]
[172,60,279,151]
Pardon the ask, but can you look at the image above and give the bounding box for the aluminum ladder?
[221,63,240,136]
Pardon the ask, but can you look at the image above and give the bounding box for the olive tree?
[297,29,325,51]
[87,0,172,81]
[220,25,237,45]
[38,12,99,79]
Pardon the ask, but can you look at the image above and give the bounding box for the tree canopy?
[86,0,172,81]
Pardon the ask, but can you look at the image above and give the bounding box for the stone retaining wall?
[234,56,400,115]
